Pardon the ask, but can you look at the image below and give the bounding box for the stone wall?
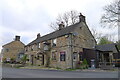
[24,22,96,69]
[2,41,25,60]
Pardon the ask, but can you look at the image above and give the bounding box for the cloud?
[0,0,53,51]
[2,0,52,31]
[0,0,117,51]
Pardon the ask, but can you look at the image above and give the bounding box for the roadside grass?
[65,68,77,71]
[15,66,20,69]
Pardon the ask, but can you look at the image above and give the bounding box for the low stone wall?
[2,63,24,68]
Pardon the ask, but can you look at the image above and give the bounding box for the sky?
[0,0,118,51]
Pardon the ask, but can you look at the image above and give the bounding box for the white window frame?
[38,43,41,48]
[51,51,57,60]
[73,52,78,61]
[31,45,34,51]
[52,39,57,47]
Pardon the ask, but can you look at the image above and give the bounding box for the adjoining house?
[95,43,120,69]
[82,44,119,69]
[1,36,25,63]
[25,13,96,69]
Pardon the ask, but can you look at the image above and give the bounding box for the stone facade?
[2,36,25,62]
[25,14,96,69]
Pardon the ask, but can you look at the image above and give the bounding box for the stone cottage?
[1,36,25,63]
[25,13,96,69]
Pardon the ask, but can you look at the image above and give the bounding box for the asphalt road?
[1,67,119,78]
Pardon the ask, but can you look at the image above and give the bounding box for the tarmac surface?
[2,67,119,78]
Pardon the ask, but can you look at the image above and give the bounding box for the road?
[1,67,119,78]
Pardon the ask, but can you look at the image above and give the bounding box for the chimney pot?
[15,36,20,41]
[59,21,65,30]
[79,13,86,22]
[37,33,41,38]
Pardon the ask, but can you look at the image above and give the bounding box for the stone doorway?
[38,54,45,66]
[42,54,44,65]
[31,55,34,65]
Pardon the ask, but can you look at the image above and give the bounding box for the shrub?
[3,58,6,63]
[82,59,88,65]
[10,58,16,63]
[79,59,88,69]
[21,54,27,65]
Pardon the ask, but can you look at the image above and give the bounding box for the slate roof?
[27,22,82,46]
[2,41,25,47]
[95,43,119,53]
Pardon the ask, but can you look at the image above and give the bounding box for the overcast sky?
[0,0,118,51]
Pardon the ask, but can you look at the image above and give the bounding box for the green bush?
[21,54,27,64]
[10,58,16,63]
[79,59,88,69]
[82,59,88,65]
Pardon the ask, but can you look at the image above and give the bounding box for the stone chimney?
[37,33,41,38]
[59,22,65,30]
[15,36,20,41]
[79,13,86,22]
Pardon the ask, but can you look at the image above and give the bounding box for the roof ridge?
[40,22,80,38]
[2,40,25,47]
[26,22,80,46]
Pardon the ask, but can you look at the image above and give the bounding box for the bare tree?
[91,28,102,43]
[62,12,69,26]
[101,0,120,28]
[49,10,79,31]
[56,14,63,25]
[49,22,59,31]
[104,34,116,42]
[69,10,79,25]
[91,28,115,43]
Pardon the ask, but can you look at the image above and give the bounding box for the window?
[31,45,34,51]
[60,51,66,61]
[73,52,77,61]
[38,43,41,48]
[26,48,28,52]
[52,39,57,47]
[36,54,40,60]
[52,51,56,60]
[79,54,83,61]
[6,48,9,52]
[79,52,83,61]
[25,47,28,52]
[44,44,49,51]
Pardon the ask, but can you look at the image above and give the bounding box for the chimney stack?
[15,36,20,41]
[59,22,65,30]
[79,13,86,22]
[37,33,41,38]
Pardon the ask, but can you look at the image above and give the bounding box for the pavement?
[19,66,119,72]
[2,67,119,78]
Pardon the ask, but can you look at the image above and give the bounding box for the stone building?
[1,36,25,62]
[95,44,120,68]
[83,43,120,68]
[25,14,96,69]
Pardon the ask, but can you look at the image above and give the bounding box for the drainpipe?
[70,33,73,69]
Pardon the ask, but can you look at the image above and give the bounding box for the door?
[42,54,44,65]
[39,54,44,65]
[31,55,34,65]
[103,53,109,62]
[73,52,78,68]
